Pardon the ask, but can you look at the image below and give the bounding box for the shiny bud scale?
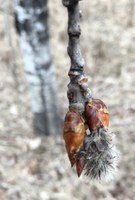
[63,110,85,167]
[85,99,109,132]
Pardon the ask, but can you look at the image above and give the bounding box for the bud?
[76,98,119,180]
[63,110,85,166]
[85,99,109,132]
[75,156,86,177]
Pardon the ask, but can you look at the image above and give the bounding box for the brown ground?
[0,0,135,199]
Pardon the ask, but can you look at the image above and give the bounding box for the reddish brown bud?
[85,99,109,132]
[63,110,85,166]
[76,156,86,177]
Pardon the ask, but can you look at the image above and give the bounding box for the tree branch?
[63,0,119,180]
[62,0,92,112]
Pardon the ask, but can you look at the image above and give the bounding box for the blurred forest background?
[0,0,135,199]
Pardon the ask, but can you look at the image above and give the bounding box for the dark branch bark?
[67,2,84,76]
[63,0,84,77]
[63,0,92,112]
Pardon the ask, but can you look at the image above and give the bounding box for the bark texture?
[14,0,61,135]
[62,0,92,112]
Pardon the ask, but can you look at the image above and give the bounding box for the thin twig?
[62,0,92,112]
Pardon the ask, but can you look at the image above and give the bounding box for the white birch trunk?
[13,0,61,135]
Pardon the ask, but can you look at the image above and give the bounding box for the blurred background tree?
[13,0,61,135]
